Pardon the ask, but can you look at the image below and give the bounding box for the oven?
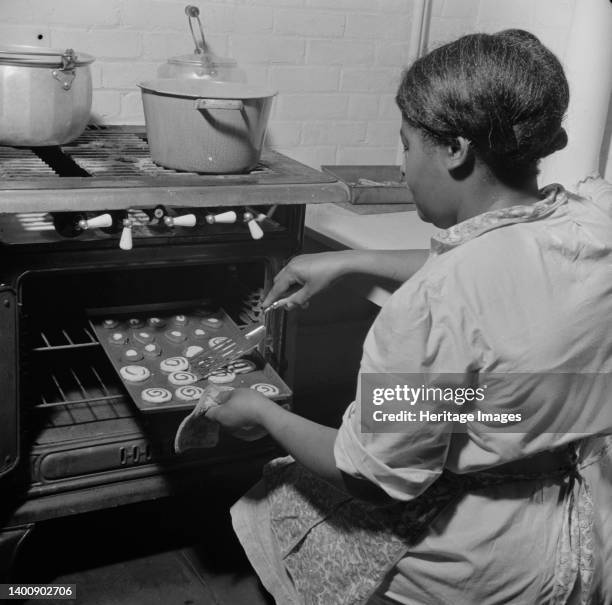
[0,126,348,578]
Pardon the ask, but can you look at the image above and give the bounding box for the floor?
[12,476,274,605]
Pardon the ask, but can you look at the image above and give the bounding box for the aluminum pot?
[138,79,276,174]
[0,45,94,147]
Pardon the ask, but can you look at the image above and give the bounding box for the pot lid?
[0,45,95,67]
[167,51,238,68]
[139,79,277,100]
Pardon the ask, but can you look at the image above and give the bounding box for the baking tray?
[88,300,292,414]
[321,165,413,205]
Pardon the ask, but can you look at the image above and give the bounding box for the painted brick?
[307,40,375,65]
[380,0,417,13]
[347,95,379,120]
[379,94,401,121]
[275,94,349,119]
[376,42,412,66]
[431,0,445,17]
[121,92,145,123]
[273,145,337,169]
[302,121,367,145]
[121,0,185,31]
[230,36,305,64]
[365,121,400,146]
[240,0,304,6]
[533,0,574,30]
[1,0,120,27]
[265,121,302,147]
[442,0,480,19]
[476,0,535,27]
[274,9,345,37]
[91,90,121,121]
[427,17,474,47]
[49,1,120,27]
[305,0,374,10]
[91,63,104,88]
[102,62,159,89]
[206,5,274,34]
[50,29,141,59]
[0,25,50,46]
[241,65,270,86]
[269,66,340,92]
[345,13,411,41]
[340,68,401,93]
[142,33,194,61]
[337,146,398,164]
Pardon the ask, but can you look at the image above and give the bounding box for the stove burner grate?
[0,126,270,180]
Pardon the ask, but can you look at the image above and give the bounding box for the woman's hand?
[205,387,274,440]
[262,251,353,310]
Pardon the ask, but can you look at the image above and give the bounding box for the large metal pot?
[0,45,94,147]
[138,79,276,174]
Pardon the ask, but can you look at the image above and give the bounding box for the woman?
[206,30,612,604]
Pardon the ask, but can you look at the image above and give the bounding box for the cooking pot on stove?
[138,79,276,174]
[0,45,94,147]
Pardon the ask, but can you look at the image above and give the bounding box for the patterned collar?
[430,184,569,255]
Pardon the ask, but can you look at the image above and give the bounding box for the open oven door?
[0,286,19,479]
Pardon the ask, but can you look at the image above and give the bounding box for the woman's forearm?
[257,399,344,488]
[256,401,392,503]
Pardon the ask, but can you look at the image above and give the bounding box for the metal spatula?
[189,324,267,380]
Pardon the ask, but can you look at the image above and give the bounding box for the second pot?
[139,79,277,174]
[0,45,94,147]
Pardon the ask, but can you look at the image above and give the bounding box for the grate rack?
[0,126,348,214]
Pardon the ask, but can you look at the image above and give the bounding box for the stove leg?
[0,525,34,582]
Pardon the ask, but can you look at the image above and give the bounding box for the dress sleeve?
[334,266,475,501]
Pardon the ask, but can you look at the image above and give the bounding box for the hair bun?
[550,127,568,152]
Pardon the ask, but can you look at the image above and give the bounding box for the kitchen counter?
[305,202,439,306]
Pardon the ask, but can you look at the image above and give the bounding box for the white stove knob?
[164,214,197,227]
[119,219,133,250]
[77,213,112,230]
[246,217,264,240]
[205,210,237,224]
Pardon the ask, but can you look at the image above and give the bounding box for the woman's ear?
[444,136,474,179]
[445,136,472,169]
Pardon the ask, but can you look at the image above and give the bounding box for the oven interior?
[11,260,288,500]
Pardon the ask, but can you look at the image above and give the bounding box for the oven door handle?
[0,285,19,479]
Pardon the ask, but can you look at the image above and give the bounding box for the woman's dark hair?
[396,30,569,180]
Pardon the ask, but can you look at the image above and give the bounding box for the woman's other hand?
[262,251,352,310]
[205,387,274,440]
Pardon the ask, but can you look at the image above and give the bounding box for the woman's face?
[400,121,458,228]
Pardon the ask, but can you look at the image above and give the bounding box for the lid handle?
[185,5,207,54]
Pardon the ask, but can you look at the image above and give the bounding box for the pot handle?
[195,98,244,111]
[52,49,77,91]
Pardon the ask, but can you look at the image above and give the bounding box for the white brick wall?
[2,0,606,175]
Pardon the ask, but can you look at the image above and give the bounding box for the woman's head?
[396,29,569,187]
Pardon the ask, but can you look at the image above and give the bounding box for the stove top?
[0,126,348,214]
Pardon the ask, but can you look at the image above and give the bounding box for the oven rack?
[30,357,133,429]
[32,323,100,352]
[27,290,268,427]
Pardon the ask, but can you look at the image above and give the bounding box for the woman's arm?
[206,389,391,503]
[262,249,429,309]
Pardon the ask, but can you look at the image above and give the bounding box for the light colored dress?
[232,185,612,605]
